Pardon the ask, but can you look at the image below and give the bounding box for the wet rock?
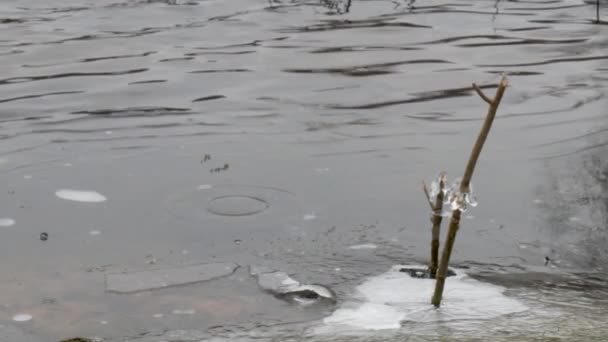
[250,266,336,305]
[106,262,238,293]
[398,266,456,279]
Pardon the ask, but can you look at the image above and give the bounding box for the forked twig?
[431,76,509,307]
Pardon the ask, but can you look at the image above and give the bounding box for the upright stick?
[431,76,509,307]
[424,173,446,278]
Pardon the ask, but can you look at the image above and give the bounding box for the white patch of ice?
[89,230,102,236]
[198,184,213,190]
[24,175,32,179]
[303,212,316,221]
[348,243,377,250]
[55,189,107,203]
[153,313,164,318]
[319,265,528,333]
[172,309,196,315]
[0,218,16,227]
[100,320,108,325]
[281,277,300,286]
[533,199,544,204]
[13,314,32,322]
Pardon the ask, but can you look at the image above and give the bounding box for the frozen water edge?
[317,265,528,333]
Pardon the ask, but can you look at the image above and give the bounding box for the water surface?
[0,0,607,340]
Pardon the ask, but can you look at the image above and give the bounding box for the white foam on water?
[55,189,107,203]
[348,243,378,250]
[0,218,16,227]
[12,314,32,322]
[319,265,528,333]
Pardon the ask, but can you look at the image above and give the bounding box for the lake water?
[0,0,607,341]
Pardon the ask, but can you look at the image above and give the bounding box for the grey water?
[0,0,607,341]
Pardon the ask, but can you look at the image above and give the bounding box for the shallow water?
[0,0,607,341]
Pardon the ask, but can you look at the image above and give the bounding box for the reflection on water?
[0,0,607,340]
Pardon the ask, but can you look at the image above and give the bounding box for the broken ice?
[250,266,335,305]
[106,262,238,293]
[56,189,107,203]
[0,218,16,227]
[12,314,32,322]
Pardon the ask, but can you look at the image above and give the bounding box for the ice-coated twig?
[432,76,508,307]
[422,180,434,211]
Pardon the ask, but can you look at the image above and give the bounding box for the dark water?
[0,0,607,341]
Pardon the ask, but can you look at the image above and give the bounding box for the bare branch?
[473,83,493,105]
[422,180,435,210]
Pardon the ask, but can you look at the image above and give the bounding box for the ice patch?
[172,309,196,315]
[0,218,16,227]
[348,243,377,250]
[250,266,336,304]
[198,184,213,190]
[89,230,102,236]
[303,212,316,221]
[319,265,528,332]
[56,189,107,203]
[12,314,32,322]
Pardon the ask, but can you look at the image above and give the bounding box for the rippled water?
[0,0,607,341]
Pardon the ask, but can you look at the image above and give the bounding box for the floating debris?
[55,189,107,203]
[250,266,336,305]
[0,218,15,227]
[12,314,32,322]
[106,262,238,293]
